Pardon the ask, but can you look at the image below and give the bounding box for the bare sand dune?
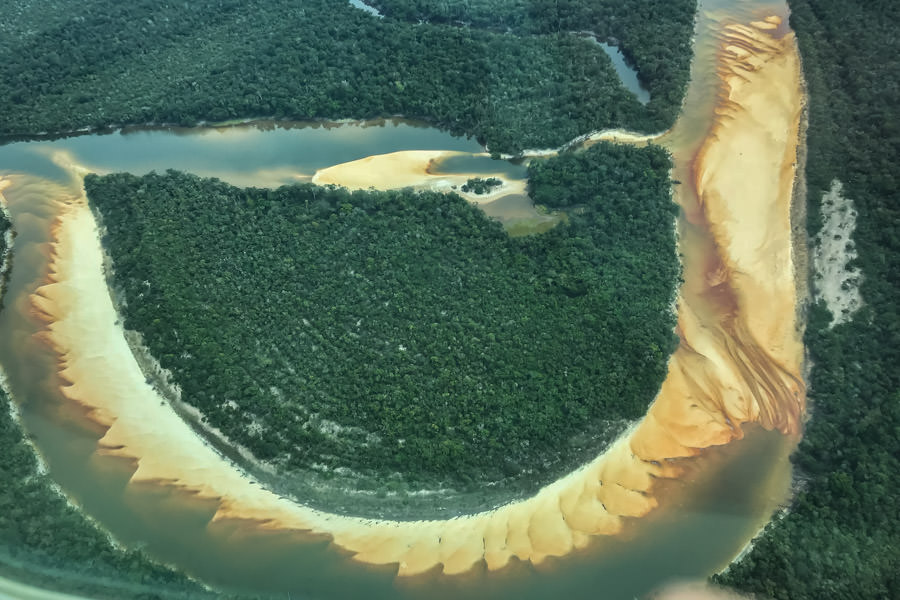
[22,13,805,579]
[311,149,527,202]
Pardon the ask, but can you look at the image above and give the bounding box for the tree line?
[366,0,694,117]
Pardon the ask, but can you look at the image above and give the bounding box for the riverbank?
[28,167,655,576]
[715,21,811,575]
[0,178,13,305]
[310,150,525,198]
[311,149,546,233]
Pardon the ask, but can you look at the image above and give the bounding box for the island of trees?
[460,177,502,194]
[88,142,679,498]
[0,0,695,153]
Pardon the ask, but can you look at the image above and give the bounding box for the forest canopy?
[87,143,680,500]
[0,0,695,153]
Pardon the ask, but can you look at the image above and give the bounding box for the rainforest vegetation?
[0,0,694,153]
[715,1,900,598]
[461,177,502,194]
[87,143,679,493]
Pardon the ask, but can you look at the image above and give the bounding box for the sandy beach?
[312,149,527,203]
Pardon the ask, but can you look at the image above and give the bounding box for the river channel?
[0,0,805,597]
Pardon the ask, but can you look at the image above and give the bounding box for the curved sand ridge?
[312,149,527,202]
[21,14,804,579]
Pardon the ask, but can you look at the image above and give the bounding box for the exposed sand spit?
[19,12,805,580]
[312,149,526,202]
[312,150,457,190]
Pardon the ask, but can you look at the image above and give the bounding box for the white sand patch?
[812,180,862,327]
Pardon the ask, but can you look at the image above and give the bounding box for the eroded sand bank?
[312,149,527,203]
[22,14,805,579]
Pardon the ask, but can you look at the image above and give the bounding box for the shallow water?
[0,120,483,187]
[0,0,805,597]
[598,42,652,104]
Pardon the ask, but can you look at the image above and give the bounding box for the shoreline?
[0,116,665,165]
[0,179,14,305]
[26,183,682,576]
[90,206,280,481]
[311,150,529,202]
[0,115,445,149]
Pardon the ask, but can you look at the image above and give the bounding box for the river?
[0,0,805,597]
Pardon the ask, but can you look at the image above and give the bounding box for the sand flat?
[311,149,527,202]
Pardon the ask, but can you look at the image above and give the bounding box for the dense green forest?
[365,0,692,112]
[461,177,502,194]
[87,143,679,496]
[715,1,900,598]
[0,0,695,153]
[0,219,214,599]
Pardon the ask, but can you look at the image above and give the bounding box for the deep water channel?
[0,0,803,598]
